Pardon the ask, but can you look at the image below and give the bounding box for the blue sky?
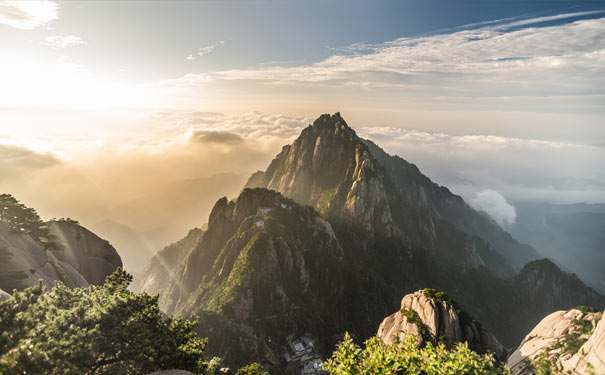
[0,0,604,230]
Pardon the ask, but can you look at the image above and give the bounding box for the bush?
[323,333,509,375]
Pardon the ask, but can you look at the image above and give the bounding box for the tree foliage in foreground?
[0,268,211,375]
[324,333,510,375]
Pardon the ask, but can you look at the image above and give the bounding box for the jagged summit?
[247,112,538,273]
[140,113,604,370]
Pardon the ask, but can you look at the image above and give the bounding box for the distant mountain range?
[139,113,605,371]
[509,202,605,294]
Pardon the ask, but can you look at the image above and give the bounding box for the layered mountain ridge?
[141,113,604,370]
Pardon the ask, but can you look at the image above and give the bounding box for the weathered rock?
[377,290,506,361]
[508,308,604,375]
[0,219,122,291]
[48,220,122,285]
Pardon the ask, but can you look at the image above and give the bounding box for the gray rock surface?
[0,220,122,291]
[508,308,604,374]
[48,220,122,285]
[378,290,506,361]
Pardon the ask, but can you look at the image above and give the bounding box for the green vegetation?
[571,318,593,335]
[531,310,600,374]
[400,308,428,339]
[0,194,61,250]
[236,363,269,375]
[315,186,339,214]
[0,268,263,375]
[323,333,509,375]
[422,288,474,327]
[574,305,598,314]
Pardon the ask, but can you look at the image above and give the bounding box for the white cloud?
[44,35,86,49]
[470,189,517,227]
[357,126,605,204]
[174,14,605,98]
[186,40,225,60]
[0,0,58,30]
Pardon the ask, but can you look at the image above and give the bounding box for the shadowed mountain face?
[247,112,538,274]
[141,113,604,369]
[509,202,605,294]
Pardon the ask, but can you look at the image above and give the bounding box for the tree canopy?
[0,268,211,374]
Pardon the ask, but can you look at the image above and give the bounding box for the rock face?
[48,220,123,285]
[143,113,605,369]
[138,227,204,306]
[508,308,605,374]
[377,290,506,361]
[142,188,348,369]
[0,219,122,293]
[247,112,537,275]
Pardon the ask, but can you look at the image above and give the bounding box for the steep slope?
[146,114,604,369]
[148,188,374,369]
[508,307,604,374]
[246,112,534,276]
[377,289,506,361]
[509,202,605,294]
[0,194,122,292]
[138,227,204,306]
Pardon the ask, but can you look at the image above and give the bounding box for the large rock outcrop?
[377,290,506,361]
[508,307,604,374]
[48,220,123,285]
[0,219,122,293]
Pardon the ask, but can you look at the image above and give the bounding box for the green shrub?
[236,363,269,375]
[323,333,509,375]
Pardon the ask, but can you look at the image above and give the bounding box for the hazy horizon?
[1,0,604,269]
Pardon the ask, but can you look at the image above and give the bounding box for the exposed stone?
[508,308,604,375]
[0,220,122,291]
[377,290,506,361]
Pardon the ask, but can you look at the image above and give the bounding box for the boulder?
[377,290,506,361]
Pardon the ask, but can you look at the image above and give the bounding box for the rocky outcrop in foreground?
[508,307,604,374]
[377,290,506,361]
[0,219,122,292]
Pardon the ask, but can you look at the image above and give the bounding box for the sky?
[0,0,604,265]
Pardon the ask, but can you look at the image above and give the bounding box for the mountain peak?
[312,112,348,129]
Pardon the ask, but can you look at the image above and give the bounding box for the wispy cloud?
[0,0,58,30]
[176,14,605,98]
[185,40,226,60]
[44,35,86,49]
